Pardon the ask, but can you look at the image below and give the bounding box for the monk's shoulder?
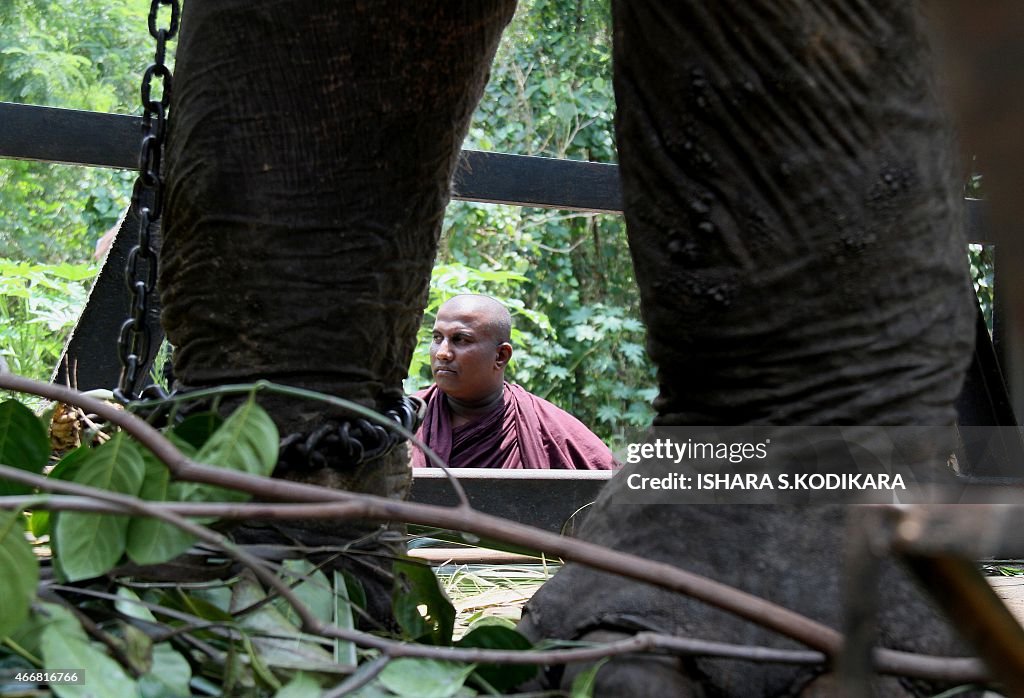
[508,383,597,434]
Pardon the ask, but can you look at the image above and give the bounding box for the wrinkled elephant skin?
[521,2,976,695]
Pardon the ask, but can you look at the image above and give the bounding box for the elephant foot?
[517,498,974,697]
[232,444,414,629]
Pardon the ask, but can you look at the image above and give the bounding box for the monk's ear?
[495,342,513,370]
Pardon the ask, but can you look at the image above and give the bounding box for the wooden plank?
[988,576,1024,626]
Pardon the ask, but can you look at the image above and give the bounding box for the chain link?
[279,397,426,469]
[113,0,420,464]
[115,0,180,404]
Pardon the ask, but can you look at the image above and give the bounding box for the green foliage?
[177,397,280,503]
[0,509,39,638]
[53,432,146,581]
[0,259,98,385]
[969,244,994,331]
[125,449,196,566]
[377,658,477,698]
[570,658,609,698]
[392,559,456,646]
[0,400,50,496]
[0,388,559,696]
[422,0,656,444]
[457,624,537,691]
[0,0,152,262]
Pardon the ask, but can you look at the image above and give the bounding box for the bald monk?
[411,295,617,470]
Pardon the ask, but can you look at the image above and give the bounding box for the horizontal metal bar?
[0,101,622,213]
[409,467,613,533]
[452,150,621,213]
[0,102,991,228]
[0,101,140,170]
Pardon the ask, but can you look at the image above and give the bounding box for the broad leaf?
[53,434,145,581]
[125,451,196,565]
[171,411,224,451]
[232,573,346,674]
[181,398,278,502]
[41,622,137,698]
[457,624,536,691]
[46,445,93,482]
[138,642,192,698]
[378,658,476,698]
[6,602,81,660]
[0,509,38,638]
[274,672,321,698]
[0,399,50,496]
[392,559,455,645]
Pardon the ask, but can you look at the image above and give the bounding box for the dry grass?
[435,559,560,639]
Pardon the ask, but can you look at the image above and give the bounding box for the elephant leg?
[160,0,515,616]
[521,1,976,695]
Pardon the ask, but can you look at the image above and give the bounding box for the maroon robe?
[411,383,617,470]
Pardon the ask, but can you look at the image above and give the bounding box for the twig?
[0,376,992,681]
[0,486,990,682]
[323,654,390,698]
[0,373,472,510]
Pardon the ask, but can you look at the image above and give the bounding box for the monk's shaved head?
[439,294,512,345]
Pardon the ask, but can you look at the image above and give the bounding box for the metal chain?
[279,396,426,469]
[114,0,180,403]
[112,0,419,465]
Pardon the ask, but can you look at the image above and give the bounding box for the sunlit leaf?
[53,433,145,581]
[231,573,346,674]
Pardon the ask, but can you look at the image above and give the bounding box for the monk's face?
[430,303,510,402]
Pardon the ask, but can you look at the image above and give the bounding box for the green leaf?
[333,570,358,668]
[457,625,536,691]
[231,573,346,674]
[27,509,49,537]
[181,398,278,502]
[139,642,192,698]
[6,602,82,660]
[0,509,38,638]
[41,622,137,698]
[570,658,609,698]
[0,399,50,496]
[46,445,93,482]
[378,658,476,698]
[392,559,455,645]
[275,560,333,625]
[274,672,322,698]
[125,451,196,566]
[170,411,224,451]
[53,433,145,581]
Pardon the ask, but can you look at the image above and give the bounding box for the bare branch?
[0,375,992,681]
